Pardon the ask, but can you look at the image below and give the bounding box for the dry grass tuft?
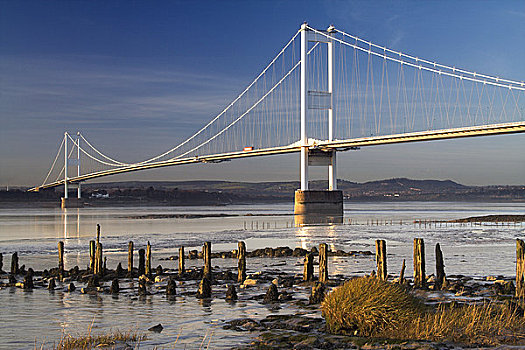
[389,302,525,346]
[36,329,146,350]
[321,276,423,335]
[322,276,525,346]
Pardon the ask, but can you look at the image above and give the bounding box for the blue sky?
[1,0,524,187]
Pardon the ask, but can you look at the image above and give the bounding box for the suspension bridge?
[29,24,525,214]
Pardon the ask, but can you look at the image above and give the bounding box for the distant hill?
[1,178,523,206]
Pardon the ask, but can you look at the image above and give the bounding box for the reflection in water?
[294,214,343,227]
[61,209,83,268]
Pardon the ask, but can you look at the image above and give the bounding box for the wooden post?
[11,252,19,275]
[146,241,152,277]
[203,242,212,280]
[0,253,3,272]
[58,241,65,276]
[413,238,425,288]
[95,242,103,276]
[375,239,387,280]
[96,224,100,244]
[516,239,525,297]
[303,252,314,281]
[435,243,446,290]
[178,247,185,276]
[89,240,95,273]
[399,259,406,283]
[138,248,145,276]
[128,241,134,275]
[237,241,246,283]
[319,243,328,283]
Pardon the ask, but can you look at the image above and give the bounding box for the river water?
[0,201,524,349]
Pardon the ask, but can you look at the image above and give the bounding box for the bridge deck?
[29,121,525,192]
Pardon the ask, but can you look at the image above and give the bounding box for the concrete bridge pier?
[294,190,343,226]
[61,197,84,209]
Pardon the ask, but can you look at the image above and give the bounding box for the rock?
[155,275,168,283]
[48,278,56,290]
[166,278,177,296]
[148,324,163,333]
[87,275,100,288]
[225,284,237,301]
[68,282,76,292]
[263,283,279,303]
[189,250,199,259]
[196,277,211,299]
[293,247,308,257]
[243,279,258,287]
[309,282,326,304]
[278,291,292,301]
[223,318,261,331]
[486,275,497,281]
[110,279,120,294]
[138,275,148,295]
[155,265,163,275]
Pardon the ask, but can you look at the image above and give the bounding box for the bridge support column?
[61,197,84,209]
[294,190,343,225]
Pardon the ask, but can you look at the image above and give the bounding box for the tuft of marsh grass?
[322,276,525,346]
[36,329,146,350]
[322,276,423,335]
[388,302,525,346]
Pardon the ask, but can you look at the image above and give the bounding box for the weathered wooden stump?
[87,275,100,288]
[166,277,177,296]
[413,238,426,288]
[203,242,212,280]
[138,248,145,276]
[263,283,279,303]
[89,240,96,273]
[116,262,124,277]
[308,282,326,304]
[319,243,328,283]
[110,279,120,294]
[516,239,525,297]
[0,252,3,272]
[146,241,152,277]
[226,284,237,301]
[375,239,387,280]
[94,242,103,276]
[11,252,19,275]
[303,252,314,282]
[127,241,134,276]
[23,270,34,290]
[48,277,56,290]
[435,243,446,290]
[196,277,211,299]
[237,241,246,283]
[178,247,185,276]
[96,224,101,244]
[399,259,406,284]
[58,241,65,277]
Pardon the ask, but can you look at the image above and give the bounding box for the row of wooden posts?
[374,238,448,289]
[4,225,525,298]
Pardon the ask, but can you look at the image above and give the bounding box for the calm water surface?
[0,202,524,349]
